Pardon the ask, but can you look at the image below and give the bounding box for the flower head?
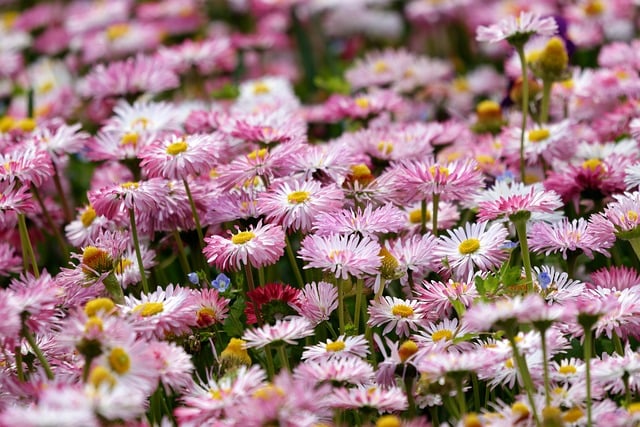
[476,11,558,45]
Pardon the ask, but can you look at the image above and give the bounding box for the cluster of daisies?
[4,0,640,426]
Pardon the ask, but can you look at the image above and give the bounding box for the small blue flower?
[211,273,231,292]
[501,241,519,250]
[496,170,515,183]
[187,272,199,285]
[538,272,552,289]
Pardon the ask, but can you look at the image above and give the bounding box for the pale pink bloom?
[415,346,498,378]
[120,284,199,339]
[329,385,408,412]
[258,178,344,233]
[464,294,549,331]
[114,245,156,289]
[0,243,22,276]
[148,341,194,393]
[599,191,640,238]
[242,316,315,348]
[313,203,405,238]
[158,37,235,74]
[529,218,611,259]
[477,182,563,222]
[203,221,285,271]
[0,143,53,187]
[31,121,89,157]
[0,291,22,348]
[502,120,573,167]
[88,178,167,220]
[194,288,230,328]
[368,296,430,337]
[533,265,585,305]
[9,271,62,335]
[590,266,640,290]
[387,234,439,291]
[324,90,405,121]
[298,233,381,280]
[302,335,369,361]
[434,221,509,279]
[227,106,307,145]
[139,133,221,179]
[294,357,374,387]
[293,281,338,325]
[414,279,478,319]
[414,317,474,354]
[476,11,558,44]
[402,199,461,234]
[286,143,357,185]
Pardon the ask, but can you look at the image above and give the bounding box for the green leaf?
[223,296,246,337]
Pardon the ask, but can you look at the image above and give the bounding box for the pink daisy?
[386,234,439,291]
[414,279,479,319]
[312,203,406,238]
[298,233,382,280]
[477,182,563,222]
[0,243,22,276]
[367,296,430,337]
[148,341,195,393]
[120,284,199,339]
[293,281,339,326]
[476,11,558,45]
[65,204,112,248]
[257,178,344,233]
[294,357,374,387]
[528,218,611,259]
[590,266,640,290]
[434,221,509,279]
[203,221,286,271]
[227,106,307,145]
[242,316,315,348]
[88,178,167,220]
[194,288,230,328]
[0,143,53,187]
[599,191,640,239]
[139,133,222,180]
[329,385,408,413]
[301,334,370,361]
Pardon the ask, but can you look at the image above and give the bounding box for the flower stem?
[353,278,364,333]
[18,213,39,278]
[421,199,428,235]
[513,218,533,293]
[15,347,24,382]
[405,375,417,417]
[432,193,440,237]
[540,79,552,124]
[613,330,624,356]
[508,335,541,427]
[128,208,149,294]
[337,279,345,335]
[30,184,69,261]
[628,237,640,263]
[51,161,73,223]
[277,344,290,372]
[264,344,275,379]
[243,262,256,293]
[540,328,551,407]
[455,376,467,416]
[584,328,594,427]
[182,178,205,259]
[172,229,190,276]
[515,44,530,183]
[284,234,304,288]
[22,325,54,380]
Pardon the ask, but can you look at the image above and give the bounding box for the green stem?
[405,375,417,417]
[51,162,73,223]
[82,356,93,383]
[515,44,530,183]
[429,406,440,427]
[172,229,191,276]
[508,335,541,427]
[540,328,551,407]
[513,219,533,293]
[277,344,290,372]
[421,199,428,235]
[613,330,625,356]
[624,372,632,408]
[22,326,54,380]
[584,328,593,427]
[258,267,265,287]
[15,347,24,382]
[244,262,256,293]
[182,178,205,256]
[30,184,68,261]
[540,79,552,124]
[455,376,467,416]
[18,213,39,278]
[432,193,440,237]
[284,234,305,288]
[353,278,364,333]
[128,208,149,294]
[628,237,640,263]
[337,279,345,335]
[325,321,338,339]
[264,345,275,379]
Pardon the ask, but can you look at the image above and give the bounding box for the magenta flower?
[477,182,563,222]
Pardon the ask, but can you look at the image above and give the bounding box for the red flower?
[244,283,301,325]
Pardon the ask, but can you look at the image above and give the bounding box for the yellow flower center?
[505,358,514,369]
[133,302,164,317]
[81,206,97,227]
[528,128,550,142]
[89,366,116,389]
[377,141,393,155]
[196,307,217,327]
[409,208,430,224]
[476,100,502,121]
[584,0,604,16]
[559,365,577,375]
[38,81,55,95]
[373,61,389,74]
[628,402,640,414]
[287,191,310,204]
[429,165,450,177]
[247,148,268,160]
[0,116,14,133]
[432,329,453,342]
[355,97,370,109]
[220,338,252,366]
[120,132,139,146]
[351,164,372,178]
[458,238,481,255]
[106,23,130,41]
[82,246,113,274]
[84,316,104,333]
[108,347,130,375]
[582,158,603,172]
[379,247,401,280]
[120,181,139,190]
[627,210,639,222]
[462,413,483,427]
[391,304,414,318]
[209,389,223,400]
[398,340,419,362]
[131,117,149,130]
[85,298,115,317]
[325,340,346,352]
[453,78,469,92]
[166,140,188,156]
[475,154,495,165]
[115,258,133,275]
[376,415,401,427]
[15,118,36,132]
[512,401,530,418]
[231,231,255,245]
[562,407,584,423]
[253,384,285,400]
[252,82,270,94]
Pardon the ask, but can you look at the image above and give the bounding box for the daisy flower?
[387,234,439,291]
[599,191,640,239]
[414,317,474,353]
[312,203,406,238]
[477,182,563,222]
[302,335,370,361]
[329,385,408,413]
[528,218,610,259]
[0,242,22,277]
[120,284,199,339]
[590,266,640,290]
[139,133,222,180]
[367,296,430,337]
[476,11,558,45]
[403,199,460,234]
[294,357,374,387]
[502,120,573,166]
[464,294,548,332]
[257,178,344,233]
[414,279,479,318]
[298,233,382,280]
[88,178,167,220]
[293,281,338,326]
[148,341,194,394]
[203,221,286,271]
[114,244,156,289]
[434,221,509,279]
[533,265,585,305]
[0,143,53,186]
[242,316,315,349]
[65,204,112,248]
[244,282,301,325]
[194,288,230,328]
